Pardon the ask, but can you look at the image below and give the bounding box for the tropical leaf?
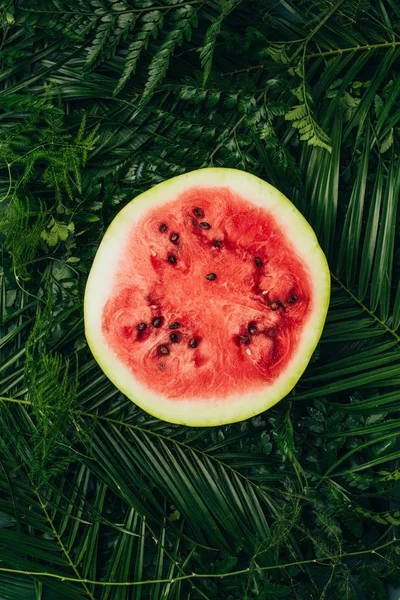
[1,1,400,599]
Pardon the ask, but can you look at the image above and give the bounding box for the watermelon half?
[84,168,330,426]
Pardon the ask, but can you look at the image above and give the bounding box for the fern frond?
[268,42,290,64]
[357,564,387,600]
[113,10,164,96]
[0,196,46,280]
[200,0,240,86]
[333,566,357,600]
[285,104,332,151]
[140,6,198,106]
[85,0,136,71]
[0,302,79,484]
[380,127,393,153]
[40,216,75,247]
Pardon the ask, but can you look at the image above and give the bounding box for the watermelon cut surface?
[84,168,330,426]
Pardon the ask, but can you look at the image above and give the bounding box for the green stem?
[19,1,203,15]
[12,267,46,306]
[331,273,400,343]
[7,142,94,168]
[0,396,30,404]
[306,40,400,58]
[0,538,396,586]
[31,482,96,600]
[0,162,12,203]
[225,40,400,78]
[289,0,347,62]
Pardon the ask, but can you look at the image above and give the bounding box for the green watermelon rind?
[84,168,330,426]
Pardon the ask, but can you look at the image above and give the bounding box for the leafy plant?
[1,0,400,599]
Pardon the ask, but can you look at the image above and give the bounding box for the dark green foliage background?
[1,0,400,598]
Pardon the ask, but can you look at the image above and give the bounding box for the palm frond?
[1,1,400,598]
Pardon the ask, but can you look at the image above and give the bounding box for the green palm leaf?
[1,1,400,598]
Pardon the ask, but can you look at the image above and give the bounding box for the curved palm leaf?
[1,1,400,599]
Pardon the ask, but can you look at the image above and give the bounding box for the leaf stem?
[19,1,204,15]
[224,40,400,77]
[331,273,400,343]
[0,396,30,404]
[306,40,400,58]
[0,162,12,203]
[0,538,396,586]
[31,482,96,600]
[5,142,96,168]
[289,0,347,62]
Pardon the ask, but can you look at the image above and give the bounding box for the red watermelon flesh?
[101,185,313,400]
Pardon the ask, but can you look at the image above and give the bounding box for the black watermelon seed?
[159,223,167,232]
[205,273,217,280]
[136,322,147,331]
[254,257,263,268]
[248,324,258,336]
[158,345,169,355]
[213,240,222,248]
[189,339,198,348]
[169,322,180,329]
[168,254,177,264]
[240,335,251,345]
[170,233,179,243]
[170,333,179,343]
[200,222,211,230]
[152,317,163,328]
[288,295,298,304]
[193,207,204,218]
[270,301,282,311]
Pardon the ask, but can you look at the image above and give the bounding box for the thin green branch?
[19,1,204,15]
[31,482,96,600]
[331,273,400,343]
[224,40,400,78]
[6,142,96,168]
[12,267,46,306]
[0,396,30,405]
[0,538,396,586]
[306,40,400,58]
[0,162,12,203]
[289,0,347,62]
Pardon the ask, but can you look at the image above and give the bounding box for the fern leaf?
[113,11,164,96]
[40,217,74,247]
[268,42,290,64]
[200,0,240,86]
[285,104,332,152]
[25,309,78,484]
[0,196,46,280]
[85,16,114,70]
[140,6,198,107]
[75,112,87,145]
[297,123,313,136]
[357,564,387,600]
[285,104,308,120]
[85,2,136,71]
[334,567,357,600]
[380,127,393,154]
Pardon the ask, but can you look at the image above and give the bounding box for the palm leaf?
[1,1,400,598]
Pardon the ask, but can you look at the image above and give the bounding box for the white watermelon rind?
[84,168,330,426]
